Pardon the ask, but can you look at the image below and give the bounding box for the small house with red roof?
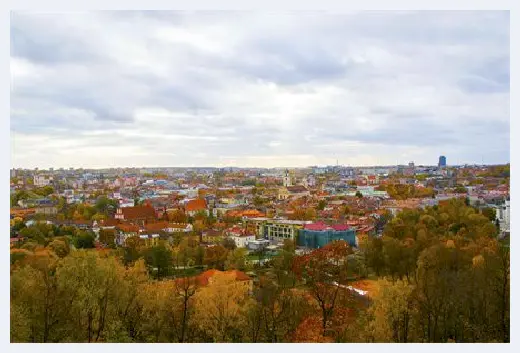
[184,199,209,217]
[225,225,256,248]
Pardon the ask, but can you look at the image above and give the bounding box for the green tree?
[144,243,173,280]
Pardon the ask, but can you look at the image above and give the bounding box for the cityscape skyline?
[11,11,510,169]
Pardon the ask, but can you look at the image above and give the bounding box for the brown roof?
[117,224,140,233]
[185,199,207,212]
[101,219,120,227]
[144,221,169,232]
[287,185,308,193]
[120,206,156,220]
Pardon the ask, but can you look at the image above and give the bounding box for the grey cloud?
[10,11,510,168]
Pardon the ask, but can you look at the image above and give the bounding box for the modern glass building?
[438,155,447,168]
[297,222,357,249]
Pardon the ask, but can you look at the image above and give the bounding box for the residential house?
[225,225,256,248]
[116,224,141,246]
[185,199,209,217]
[114,205,156,225]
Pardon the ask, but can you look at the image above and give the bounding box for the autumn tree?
[192,272,253,342]
[292,241,352,333]
[203,245,228,270]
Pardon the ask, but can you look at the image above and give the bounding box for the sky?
[10,11,510,169]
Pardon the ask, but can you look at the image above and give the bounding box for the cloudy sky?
[10,11,509,169]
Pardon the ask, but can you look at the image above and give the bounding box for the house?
[143,221,193,234]
[138,233,161,247]
[34,175,53,187]
[286,185,310,198]
[114,205,156,224]
[225,226,256,248]
[277,187,290,201]
[116,224,141,245]
[185,199,209,217]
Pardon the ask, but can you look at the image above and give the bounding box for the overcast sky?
[10,11,509,169]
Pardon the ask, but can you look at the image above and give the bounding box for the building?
[282,169,292,187]
[114,205,156,224]
[185,199,209,217]
[298,222,357,249]
[247,239,270,251]
[225,225,256,248]
[496,197,510,233]
[33,175,53,187]
[438,155,447,169]
[286,185,310,198]
[246,217,313,243]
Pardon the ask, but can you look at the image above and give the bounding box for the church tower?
[283,169,292,187]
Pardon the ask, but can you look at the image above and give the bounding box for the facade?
[496,198,510,232]
[298,222,357,249]
[34,175,53,187]
[246,217,312,243]
[282,169,292,187]
[35,205,58,216]
[230,234,256,248]
[225,225,256,247]
[247,239,270,251]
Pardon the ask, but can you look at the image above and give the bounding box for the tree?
[173,275,199,342]
[192,272,252,342]
[225,248,248,270]
[48,239,70,258]
[221,237,237,251]
[367,279,415,342]
[55,251,126,342]
[292,241,352,333]
[481,207,496,222]
[74,232,96,249]
[144,243,173,280]
[99,229,116,247]
[203,245,228,270]
[316,200,327,211]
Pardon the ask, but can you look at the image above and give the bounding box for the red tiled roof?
[120,206,156,220]
[185,199,207,212]
[304,222,328,231]
[144,221,169,232]
[117,224,140,233]
[101,219,120,227]
[304,222,351,231]
[330,224,350,231]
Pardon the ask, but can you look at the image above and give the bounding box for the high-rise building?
[438,155,447,168]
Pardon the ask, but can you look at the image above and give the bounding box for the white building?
[33,175,53,187]
[230,234,256,248]
[225,226,256,248]
[496,198,510,232]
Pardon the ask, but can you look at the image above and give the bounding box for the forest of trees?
[10,199,509,343]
